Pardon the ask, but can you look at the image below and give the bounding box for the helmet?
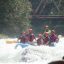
[45,25,49,28]
[29,28,32,31]
[28,28,33,33]
[51,30,55,33]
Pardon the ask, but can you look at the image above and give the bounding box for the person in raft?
[37,33,44,45]
[18,32,28,43]
[43,32,50,45]
[49,30,59,46]
[50,30,59,42]
[43,25,51,37]
[15,32,29,48]
[27,28,36,45]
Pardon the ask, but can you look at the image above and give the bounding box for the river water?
[0,38,64,64]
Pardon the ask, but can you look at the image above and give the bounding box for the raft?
[15,43,30,48]
[5,38,17,44]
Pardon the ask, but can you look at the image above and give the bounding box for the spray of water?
[0,38,64,64]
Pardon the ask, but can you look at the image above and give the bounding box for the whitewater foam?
[0,38,64,64]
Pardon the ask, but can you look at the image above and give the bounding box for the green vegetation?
[0,0,31,35]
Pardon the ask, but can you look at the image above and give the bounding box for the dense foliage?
[0,0,31,35]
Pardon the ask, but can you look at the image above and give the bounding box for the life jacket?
[37,38,43,45]
[43,36,49,44]
[27,33,35,42]
[50,34,58,42]
[19,35,28,43]
[43,32,49,44]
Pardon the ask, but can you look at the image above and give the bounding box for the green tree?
[0,0,31,34]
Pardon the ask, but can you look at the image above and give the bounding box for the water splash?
[0,38,64,64]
